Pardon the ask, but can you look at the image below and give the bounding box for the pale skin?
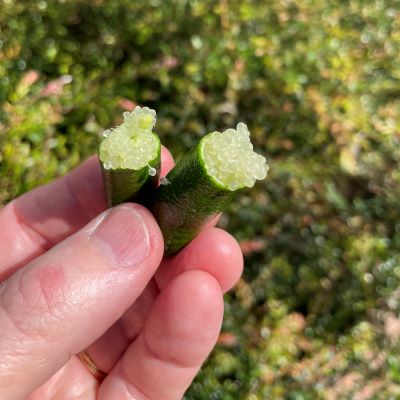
[0,146,244,400]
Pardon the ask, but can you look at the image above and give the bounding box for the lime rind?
[201,122,269,191]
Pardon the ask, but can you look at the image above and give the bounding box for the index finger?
[0,147,175,281]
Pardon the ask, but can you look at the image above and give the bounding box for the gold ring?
[77,350,107,382]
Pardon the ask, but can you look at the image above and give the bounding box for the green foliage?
[1,0,400,397]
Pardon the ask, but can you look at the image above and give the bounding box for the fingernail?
[91,207,150,267]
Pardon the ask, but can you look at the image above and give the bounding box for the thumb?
[0,204,163,400]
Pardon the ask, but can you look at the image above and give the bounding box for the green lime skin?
[100,136,161,207]
[151,143,236,256]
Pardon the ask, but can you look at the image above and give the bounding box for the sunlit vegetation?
[1,1,400,398]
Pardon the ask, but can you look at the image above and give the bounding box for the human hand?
[0,147,243,400]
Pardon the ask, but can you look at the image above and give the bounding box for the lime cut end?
[99,107,159,170]
[201,122,269,191]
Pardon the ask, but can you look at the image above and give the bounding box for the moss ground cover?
[1,1,400,398]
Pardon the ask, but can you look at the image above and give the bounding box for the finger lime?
[152,123,268,255]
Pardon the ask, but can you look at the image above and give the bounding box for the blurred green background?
[1,0,400,398]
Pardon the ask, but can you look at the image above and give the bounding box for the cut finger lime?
[152,122,269,255]
[99,107,161,207]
